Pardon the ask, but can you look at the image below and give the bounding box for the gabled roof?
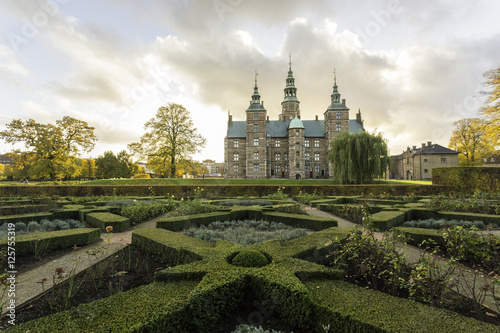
[226,121,247,138]
[349,120,364,133]
[414,144,458,155]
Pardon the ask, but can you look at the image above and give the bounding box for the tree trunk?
[170,154,176,178]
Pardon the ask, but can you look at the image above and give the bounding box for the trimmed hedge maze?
[7,205,499,332]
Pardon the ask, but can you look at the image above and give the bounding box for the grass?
[4,178,433,186]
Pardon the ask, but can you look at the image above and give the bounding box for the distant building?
[202,159,224,176]
[388,141,459,180]
[483,151,500,167]
[224,60,365,179]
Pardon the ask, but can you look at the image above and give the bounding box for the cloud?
[0,44,29,88]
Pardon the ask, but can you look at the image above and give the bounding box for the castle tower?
[246,71,268,179]
[280,54,300,121]
[324,69,350,142]
[288,114,305,179]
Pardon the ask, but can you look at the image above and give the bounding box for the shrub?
[86,212,130,232]
[0,228,101,256]
[295,190,324,205]
[432,167,500,193]
[231,250,269,267]
[133,173,151,179]
[403,219,486,230]
[27,221,41,233]
[118,200,174,224]
[169,199,220,217]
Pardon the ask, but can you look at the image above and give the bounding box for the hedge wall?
[432,167,500,193]
[156,212,231,232]
[392,227,445,249]
[262,212,338,230]
[0,212,53,225]
[370,210,407,231]
[86,212,130,232]
[0,184,451,198]
[0,228,101,256]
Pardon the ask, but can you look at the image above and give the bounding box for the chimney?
[228,114,233,123]
[412,146,416,150]
[315,115,318,121]
[421,143,425,148]
[342,99,346,106]
[298,115,301,119]
[262,101,264,106]
[266,116,269,121]
[427,141,432,147]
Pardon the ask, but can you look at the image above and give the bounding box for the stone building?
[388,142,459,181]
[202,159,225,176]
[224,61,365,179]
[483,151,500,167]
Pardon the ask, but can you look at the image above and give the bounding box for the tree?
[481,66,500,150]
[0,117,97,180]
[128,103,206,178]
[328,131,389,184]
[95,150,137,179]
[448,118,495,165]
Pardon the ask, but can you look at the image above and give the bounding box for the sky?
[0,0,499,162]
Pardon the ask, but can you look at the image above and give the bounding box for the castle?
[224,59,365,179]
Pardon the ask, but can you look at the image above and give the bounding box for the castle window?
[441,157,447,163]
[305,139,310,148]
[296,162,300,168]
[315,152,320,161]
[285,165,289,172]
[233,164,239,173]
[305,164,310,173]
[254,151,259,160]
[275,139,281,148]
[234,140,239,148]
[253,124,258,132]
[285,153,289,161]
[305,153,310,161]
[336,112,341,119]
[295,130,299,136]
[336,123,341,131]
[276,164,281,173]
[253,164,259,172]
[233,153,239,161]
[314,139,320,147]
[254,138,259,146]
[296,151,300,156]
[315,164,320,173]
[253,112,259,120]
[275,152,281,161]
[423,158,428,163]
[424,169,428,173]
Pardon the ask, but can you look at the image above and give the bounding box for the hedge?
[370,210,407,231]
[262,212,338,230]
[392,227,445,249]
[86,212,130,232]
[407,209,500,226]
[0,212,53,225]
[0,184,451,198]
[306,279,499,332]
[0,204,52,216]
[432,167,500,193]
[78,207,110,222]
[0,228,101,256]
[132,228,212,265]
[156,212,231,231]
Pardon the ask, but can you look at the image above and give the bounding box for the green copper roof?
[288,115,305,129]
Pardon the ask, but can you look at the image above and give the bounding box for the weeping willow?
[328,131,389,184]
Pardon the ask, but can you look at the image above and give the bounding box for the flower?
[106,226,113,233]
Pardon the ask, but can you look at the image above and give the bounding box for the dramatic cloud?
[0,0,499,160]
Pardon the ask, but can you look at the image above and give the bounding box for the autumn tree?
[128,103,206,178]
[481,66,500,149]
[0,117,97,180]
[328,131,389,184]
[448,118,495,165]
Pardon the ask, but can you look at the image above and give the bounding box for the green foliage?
[0,228,100,256]
[432,167,500,193]
[86,212,130,232]
[231,250,269,267]
[295,190,324,205]
[0,117,97,181]
[118,200,176,224]
[169,199,221,217]
[182,220,308,246]
[232,325,285,333]
[262,212,337,230]
[94,150,138,179]
[427,193,500,214]
[263,186,289,201]
[328,131,389,184]
[128,103,207,178]
[0,218,84,237]
[403,218,486,229]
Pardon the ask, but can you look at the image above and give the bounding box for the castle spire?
[251,70,261,104]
